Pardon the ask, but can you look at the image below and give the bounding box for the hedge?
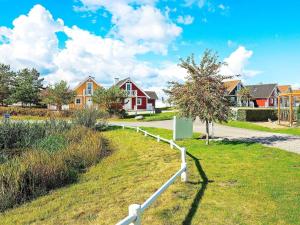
[0,107,74,117]
[233,108,278,121]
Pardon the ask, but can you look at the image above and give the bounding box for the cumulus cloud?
[220,46,261,78]
[0,4,63,71]
[177,15,194,25]
[76,0,182,54]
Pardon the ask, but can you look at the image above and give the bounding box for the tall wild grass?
[0,127,108,212]
[0,120,71,150]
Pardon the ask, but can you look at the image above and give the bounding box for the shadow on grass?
[221,135,300,146]
[182,152,214,225]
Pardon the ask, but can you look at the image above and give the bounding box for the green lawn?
[223,120,300,136]
[110,111,176,122]
[1,127,300,224]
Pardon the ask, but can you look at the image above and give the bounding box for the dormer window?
[86,82,93,95]
[126,83,131,91]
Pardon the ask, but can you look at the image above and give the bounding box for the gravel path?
[111,119,300,154]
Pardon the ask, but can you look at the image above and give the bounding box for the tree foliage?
[0,64,15,106]
[92,86,127,116]
[237,87,252,107]
[11,68,44,106]
[166,50,235,144]
[42,81,76,111]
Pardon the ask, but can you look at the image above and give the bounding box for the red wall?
[148,99,155,107]
[120,82,146,97]
[133,97,147,109]
[119,80,157,110]
[256,98,268,107]
[255,98,276,107]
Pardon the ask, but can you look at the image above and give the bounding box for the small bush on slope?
[72,109,108,130]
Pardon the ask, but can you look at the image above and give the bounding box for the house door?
[86,97,93,108]
[124,98,132,110]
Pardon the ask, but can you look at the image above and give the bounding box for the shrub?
[72,109,108,129]
[297,106,300,125]
[0,120,71,150]
[34,135,67,153]
[0,127,108,212]
[234,108,278,121]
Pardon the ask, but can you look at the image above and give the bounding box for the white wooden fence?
[110,124,188,225]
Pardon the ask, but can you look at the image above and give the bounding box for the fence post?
[181,147,187,182]
[157,135,160,142]
[122,125,125,130]
[129,204,141,225]
[137,127,139,133]
[170,140,174,149]
[144,131,147,137]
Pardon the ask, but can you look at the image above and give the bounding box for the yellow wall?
[69,78,100,109]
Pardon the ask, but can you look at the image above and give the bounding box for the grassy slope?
[1,128,300,224]
[223,120,300,136]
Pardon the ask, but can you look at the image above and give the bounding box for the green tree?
[0,64,15,106]
[92,86,127,116]
[42,80,76,111]
[166,50,234,144]
[12,68,44,106]
[237,87,252,107]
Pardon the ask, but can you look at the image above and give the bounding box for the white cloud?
[184,0,229,15]
[76,0,182,54]
[0,4,63,71]
[184,0,206,8]
[177,15,194,25]
[221,46,261,78]
[292,83,300,90]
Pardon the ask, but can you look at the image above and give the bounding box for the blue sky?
[0,0,299,94]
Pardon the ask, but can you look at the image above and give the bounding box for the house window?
[137,98,142,106]
[126,83,131,91]
[86,82,93,95]
[75,98,81,104]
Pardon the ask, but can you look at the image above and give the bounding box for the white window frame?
[86,82,93,95]
[75,98,81,105]
[137,97,142,106]
[126,83,132,91]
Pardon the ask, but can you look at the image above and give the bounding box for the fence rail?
[110,124,187,225]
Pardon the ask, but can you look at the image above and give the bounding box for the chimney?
[114,77,119,85]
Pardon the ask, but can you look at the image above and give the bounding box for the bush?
[73,109,108,129]
[0,106,74,118]
[0,120,71,150]
[34,135,68,153]
[297,106,300,125]
[234,108,278,121]
[0,127,108,212]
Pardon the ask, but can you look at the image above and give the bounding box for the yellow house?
[69,76,101,109]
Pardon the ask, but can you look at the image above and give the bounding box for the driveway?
[111,119,300,154]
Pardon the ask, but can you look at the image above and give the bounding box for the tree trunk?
[205,119,210,145]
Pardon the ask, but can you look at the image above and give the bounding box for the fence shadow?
[182,152,213,225]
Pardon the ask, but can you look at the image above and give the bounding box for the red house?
[246,84,279,107]
[114,77,158,111]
